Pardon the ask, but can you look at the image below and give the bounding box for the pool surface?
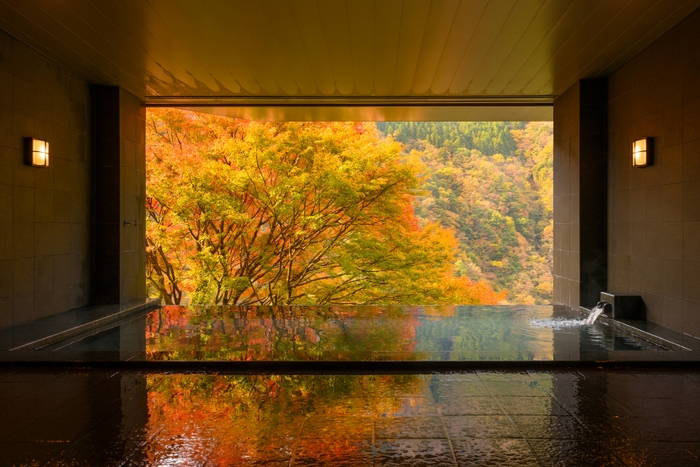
[27,305,671,362]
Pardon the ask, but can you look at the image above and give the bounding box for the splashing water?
[585,301,610,325]
[529,317,587,330]
[530,302,611,329]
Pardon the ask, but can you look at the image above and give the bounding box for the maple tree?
[146,109,503,306]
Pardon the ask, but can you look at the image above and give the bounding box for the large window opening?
[145,109,552,307]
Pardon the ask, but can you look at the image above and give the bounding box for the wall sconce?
[24,137,49,167]
[632,137,653,168]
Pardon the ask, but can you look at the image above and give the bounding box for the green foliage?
[378,122,553,304]
[377,121,519,156]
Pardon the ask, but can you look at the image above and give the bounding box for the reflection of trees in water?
[145,373,426,465]
[144,305,538,361]
[415,306,535,361]
[144,305,421,360]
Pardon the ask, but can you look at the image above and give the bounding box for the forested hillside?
[377,122,553,304]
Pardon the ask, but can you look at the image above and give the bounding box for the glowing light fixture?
[24,137,49,167]
[632,137,653,168]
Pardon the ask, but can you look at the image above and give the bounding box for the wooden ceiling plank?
[411,0,460,94]
[373,0,402,95]
[0,4,109,85]
[145,0,243,94]
[1,0,118,84]
[261,0,318,95]
[34,0,152,88]
[232,0,299,95]
[392,0,431,95]
[598,0,700,78]
[544,0,663,94]
[0,1,148,92]
[347,0,375,95]
[317,0,354,95]
[173,0,259,93]
[519,0,640,95]
[480,0,571,95]
[289,0,336,95]
[522,107,542,121]
[535,107,554,121]
[465,0,546,95]
[1,0,697,104]
[92,0,196,89]
[202,0,283,94]
[471,106,490,121]
[520,106,552,121]
[502,0,605,95]
[447,0,518,94]
[513,106,531,121]
[514,106,535,121]
[53,0,173,88]
[94,0,195,88]
[123,0,221,91]
[430,0,488,94]
[554,0,700,93]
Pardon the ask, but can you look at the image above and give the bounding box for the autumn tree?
[378,121,553,304]
[146,109,503,306]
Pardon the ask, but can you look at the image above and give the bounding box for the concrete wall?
[0,30,146,331]
[553,81,607,310]
[93,87,147,305]
[607,11,700,336]
[553,84,580,309]
[0,30,92,328]
[119,91,147,304]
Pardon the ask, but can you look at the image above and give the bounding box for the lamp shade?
[24,137,49,167]
[632,137,653,168]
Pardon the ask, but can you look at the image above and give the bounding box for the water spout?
[585,301,611,325]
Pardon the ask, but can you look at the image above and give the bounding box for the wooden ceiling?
[1,0,698,120]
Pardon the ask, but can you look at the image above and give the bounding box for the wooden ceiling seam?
[519,0,622,94]
[147,0,242,93]
[546,0,658,93]
[1,0,698,120]
[592,1,697,80]
[109,0,200,90]
[498,0,603,95]
[0,1,140,89]
[481,0,571,95]
[410,0,456,94]
[447,0,518,94]
[466,0,547,95]
[373,0,402,96]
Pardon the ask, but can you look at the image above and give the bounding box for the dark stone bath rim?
[580,306,700,351]
[0,299,161,351]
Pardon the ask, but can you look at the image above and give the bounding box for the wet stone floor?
[0,369,699,466]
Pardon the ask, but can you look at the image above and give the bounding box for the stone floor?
[0,368,699,466]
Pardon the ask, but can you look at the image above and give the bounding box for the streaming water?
[529,317,587,330]
[585,302,608,325]
[530,301,611,329]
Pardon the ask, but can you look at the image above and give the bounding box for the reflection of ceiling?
[1,0,698,120]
